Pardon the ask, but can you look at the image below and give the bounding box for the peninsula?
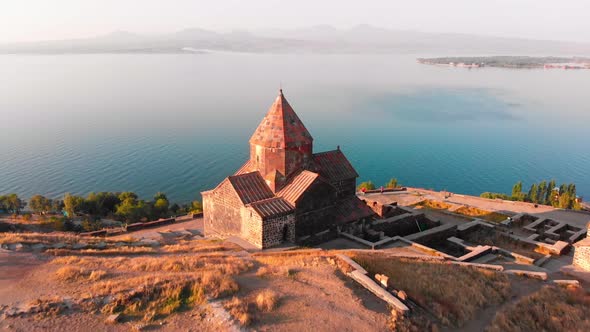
[418,56,590,69]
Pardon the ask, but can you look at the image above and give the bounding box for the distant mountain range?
[2,25,590,55]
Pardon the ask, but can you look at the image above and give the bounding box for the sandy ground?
[236,260,389,332]
[109,217,204,242]
[0,233,392,331]
[0,252,53,306]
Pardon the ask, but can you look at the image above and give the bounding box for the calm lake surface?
[0,53,588,203]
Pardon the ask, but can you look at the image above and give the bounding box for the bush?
[357,181,375,191]
[255,290,279,312]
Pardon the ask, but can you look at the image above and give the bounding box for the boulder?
[375,274,389,288]
[72,242,88,250]
[106,313,121,324]
[31,243,47,251]
[397,290,408,301]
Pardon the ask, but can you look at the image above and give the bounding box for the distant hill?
[2,25,590,55]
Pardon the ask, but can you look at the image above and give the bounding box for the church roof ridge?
[249,89,313,148]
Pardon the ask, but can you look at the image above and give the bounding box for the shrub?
[54,266,87,282]
[224,297,251,326]
[255,290,279,312]
[357,181,375,191]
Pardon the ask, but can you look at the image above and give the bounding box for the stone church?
[202,90,374,248]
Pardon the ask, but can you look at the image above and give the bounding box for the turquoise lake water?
[0,53,588,203]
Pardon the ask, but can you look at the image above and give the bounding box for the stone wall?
[262,214,296,248]
[371,213,440,237]
[240,207,264,248]
[294,180,338,236]
[203,180,243,236]
[239,208,295,249]
[573,245,590,271]
[331,177,357,198]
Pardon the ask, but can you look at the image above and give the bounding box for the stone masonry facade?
[202,90,375,249]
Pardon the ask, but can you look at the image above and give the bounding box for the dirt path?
[0,252,49,306]
[450,276,543,332]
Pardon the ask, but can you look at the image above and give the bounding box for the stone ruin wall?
[573,245,590,271]
[573,223,590,271]
[371,213,440,237]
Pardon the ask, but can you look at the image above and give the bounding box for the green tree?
[357,181,375,192]
[190,201,203,214]
[118,191,138,202]
[558,192,572,209]
[480,192,511,200]
[64,193,84,218]
[385,178,399,189]
[116,193,147,223]
[511,181,524,201]
[527,184,539,203]
[537,181,547,205]
[85,192,121,216]
[81,217,103,232]
[0,194,25,214]
[170,203,180,215]
[546,180,557,204]
[52,199,64,213]
[153,194,170,218]
[29,195,53,214]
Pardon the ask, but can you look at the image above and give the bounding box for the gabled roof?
[277,170,320,205]
[333,196,375,224]
[228,172,274,204]
[249,90,313,149]
[313,149,359,182]
[249,197,294,220]
[234,160,254,175]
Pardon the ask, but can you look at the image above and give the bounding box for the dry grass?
[0,232,82,245]
[454,206,509,223]
[255,265,295,278]
[350,253,510,327]
[200,270,240,298]
[102,279,206,320]
[161,239,240,253]
[51,254,253,275]
[25,297,69,318]
[88,270,108,281]
[0,232,136,245]
[43,239,253,323]
[414,199,453,210]
[54,266,108,282]
[224,297,252,326]
[255,290,279,312]
[487,285,590,332]
[223,290,280,326]
[46,246,157,256]
[254,250,329,267]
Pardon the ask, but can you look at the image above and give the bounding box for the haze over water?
[1,53,588,203]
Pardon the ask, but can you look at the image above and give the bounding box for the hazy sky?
[2,0,589,43]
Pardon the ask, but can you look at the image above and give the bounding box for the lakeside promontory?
[418,56,590,69]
